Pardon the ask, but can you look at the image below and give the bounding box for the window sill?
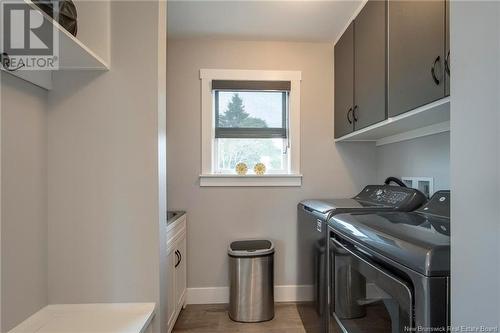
[199,174,302,187]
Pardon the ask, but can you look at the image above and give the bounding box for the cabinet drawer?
[167,214,186,252]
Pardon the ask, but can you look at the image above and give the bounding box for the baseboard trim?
[186,287,228,305]
[186,285,313,305]
[274,285,313,302]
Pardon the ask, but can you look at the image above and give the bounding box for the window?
[214,82,289,174]
[200,69,302,186]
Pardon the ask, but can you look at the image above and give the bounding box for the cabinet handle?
[445,51,450,76]
[431,56,441,85]
[174,250,181,268]
[353,105,359,122]
[347,107,353,124]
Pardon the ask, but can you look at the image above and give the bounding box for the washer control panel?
[355,185,427,210]
[373,189,409,205]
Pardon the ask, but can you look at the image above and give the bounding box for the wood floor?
[172,303,307,333]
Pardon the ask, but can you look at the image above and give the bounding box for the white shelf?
[199,174,303,187]
[8,303,155,333]
[24,0,109,70]
[334,97,450,146]
[2,0,109,89]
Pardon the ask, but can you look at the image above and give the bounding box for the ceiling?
[167,1,363,43]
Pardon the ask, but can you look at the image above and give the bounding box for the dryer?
[297,179,427,333]
[328,190,450,333]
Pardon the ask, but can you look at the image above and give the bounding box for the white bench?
[8,303,155,333]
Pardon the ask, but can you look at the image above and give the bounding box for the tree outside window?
[217,93,284,172]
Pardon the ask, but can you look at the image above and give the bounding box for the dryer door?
[329,235,413,333]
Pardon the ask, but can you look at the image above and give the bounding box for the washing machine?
[297,178,427,333]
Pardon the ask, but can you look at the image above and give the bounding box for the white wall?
[1,74,48,332]
[450,1,500,329]
[46,1,167,332]
[376,132,450,192]
[73,0,111,65]
[166,39,376,292]
[0,2,166,332]
[157,1,168,332]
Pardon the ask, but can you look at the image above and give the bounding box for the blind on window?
[212,80,291,91]
[213,81,289,139]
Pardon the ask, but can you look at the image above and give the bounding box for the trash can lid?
[228,240,274,257]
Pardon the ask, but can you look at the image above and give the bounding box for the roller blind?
[213,80,290,139]
[212,80,291,91]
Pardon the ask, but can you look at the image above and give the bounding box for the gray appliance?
[329,190,450,333]
[297,179,427,333]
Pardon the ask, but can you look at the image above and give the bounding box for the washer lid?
[299,199,382,214]
[330,211,450,277]
[228,240,274,257]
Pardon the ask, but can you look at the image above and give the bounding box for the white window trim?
[199,69,302,187]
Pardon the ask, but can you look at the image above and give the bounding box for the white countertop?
[8,303,156,333]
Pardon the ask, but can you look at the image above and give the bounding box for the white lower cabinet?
[166,250,177,329]
[166,214,187,333]
[175,236,187,309]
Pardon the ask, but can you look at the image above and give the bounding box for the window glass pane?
[217,91,284,128]
[217,138,287,173]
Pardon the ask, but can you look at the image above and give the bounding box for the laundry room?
[0,1,498,333]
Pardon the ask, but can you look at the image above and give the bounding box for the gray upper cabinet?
[445,0,450,96]
[334,22,354,139]
[388,0,446,117]
[354,0,386,130]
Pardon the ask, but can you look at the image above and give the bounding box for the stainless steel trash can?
[228,240,275,322]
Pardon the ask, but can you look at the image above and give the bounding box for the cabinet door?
[166,250,176,330]
[445,0,450,96]
[388,0,445,117]
[334,22,354,138]
[175,236,187,309]
[354,0,386,130]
